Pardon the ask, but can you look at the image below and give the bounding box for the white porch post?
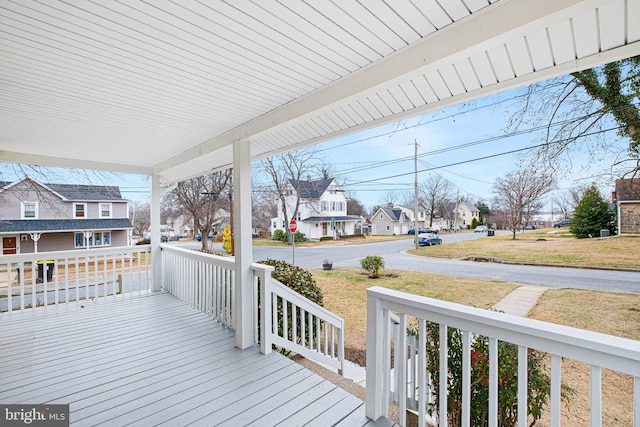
[234,139,253,349]
[151,174,162,291]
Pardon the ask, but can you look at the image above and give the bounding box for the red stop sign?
[289,220,297,233]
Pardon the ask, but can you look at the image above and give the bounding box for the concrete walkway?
[491,285,547,316]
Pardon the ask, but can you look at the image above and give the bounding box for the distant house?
[370,205,412,236]
[396,205,430,229]
[271,177,360,240]
[0,177,133,254]
[613,178,640,234]
[442,201,480,230]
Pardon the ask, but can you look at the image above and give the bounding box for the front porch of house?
[3,244,640,426]
[0,291,390,426]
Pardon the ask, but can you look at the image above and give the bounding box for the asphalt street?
[177,233,640,295]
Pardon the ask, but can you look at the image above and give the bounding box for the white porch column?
[150,174,162,291]
[233,139,253,349]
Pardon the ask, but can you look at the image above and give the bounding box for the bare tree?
[493,169,555,239]
[129,201,150,237]
[505,57,640,178]
[378,191,399,206]
[419,175,452,227]
[167,170,232,251]
[552,183,591,218]
[260,147,322,242]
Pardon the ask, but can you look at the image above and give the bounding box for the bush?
[257,259,323,306]
[570,185,615,238]
[293,230,305,243]
[360,255,385,278]
[272,229,286,242]
[257,259,324,355]
[412,323,573,426]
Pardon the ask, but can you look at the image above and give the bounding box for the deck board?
[0,291,396,426]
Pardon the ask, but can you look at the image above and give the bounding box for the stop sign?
[288,220,297,233]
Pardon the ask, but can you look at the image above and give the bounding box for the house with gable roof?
[613,178,640,234]
[442,201,480,230]
[271,177,360,240]
[370,205,412,236]
[0,177,133,254]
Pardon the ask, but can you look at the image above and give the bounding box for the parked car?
[409,227,438,235]
[553,219,571,228]
[440,225,460,232]
[408,228,427,235]
[418,233,443,246]
[474,225,488,233]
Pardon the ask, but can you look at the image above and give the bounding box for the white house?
[271,178,360,240]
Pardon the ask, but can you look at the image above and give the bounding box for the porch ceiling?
[1,0,638,185]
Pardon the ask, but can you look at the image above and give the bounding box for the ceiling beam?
[0,150,153,176]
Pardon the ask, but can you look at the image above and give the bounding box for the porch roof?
[0,218,133,233]
[1,1,638,185]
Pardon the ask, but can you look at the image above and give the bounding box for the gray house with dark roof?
[370,205,411,236]
[0,177,133,254]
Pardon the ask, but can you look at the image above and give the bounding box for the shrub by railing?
[252,262,345,374]
[0,246,152,313]
[366,286,640,427]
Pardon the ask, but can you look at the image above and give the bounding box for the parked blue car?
[418,233,442,246]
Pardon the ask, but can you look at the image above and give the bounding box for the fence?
[0,245,152,313]
[366,286,640,427]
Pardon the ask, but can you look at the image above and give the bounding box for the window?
[338,202,344,211]
[321,201,328,211]
[99,203,112,218]
[75,231,111,248]
[74,203,87,218]
[21,202,38,219]
[331,202,336,211]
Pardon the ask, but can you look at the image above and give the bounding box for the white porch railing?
[365,286,640,427]
[0,245,152,313]
[159,246,345,374]
[161,245,235,329]
[253,262,345,375]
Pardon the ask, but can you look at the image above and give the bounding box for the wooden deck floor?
[0,291,395,426]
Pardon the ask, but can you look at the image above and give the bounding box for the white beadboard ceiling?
[1,0,639,184]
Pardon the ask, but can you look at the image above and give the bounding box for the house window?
[321,201,328,211]
[331,202,336,211]
[75,231,111,248]
[99,203,112,218]
[338,202,344,211]
[380,214,383,219]
[74,203,87,218]
[21,202,38,219]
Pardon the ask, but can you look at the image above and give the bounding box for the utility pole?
[414,140,419,249]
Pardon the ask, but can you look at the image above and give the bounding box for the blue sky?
[1,86,620,211]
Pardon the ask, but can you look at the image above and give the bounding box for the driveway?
[172,234,640,295]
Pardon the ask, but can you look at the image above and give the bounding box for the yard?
[407,229,640,270]
[312,232,640,425]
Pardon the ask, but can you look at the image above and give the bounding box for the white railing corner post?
[366,286,387,421]
[258,264,274,354]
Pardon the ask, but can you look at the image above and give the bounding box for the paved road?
[174,233,640,295]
